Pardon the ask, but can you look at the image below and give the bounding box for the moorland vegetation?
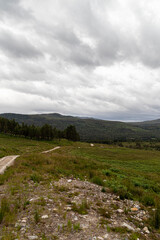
[0,133,160,239]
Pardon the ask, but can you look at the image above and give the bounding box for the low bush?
[30,173,42,183]
[153,203,160,229]
[142,194,155,206]
[118,188,133,200]
[98,207,111,218]
[72,200,89,215]
[0,198,10,224]
[102,169,113,177]
[34,210,40,224]
[92,176,104,186]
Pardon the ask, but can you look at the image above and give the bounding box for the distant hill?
[130,119,160,126]
[1,113,160,142]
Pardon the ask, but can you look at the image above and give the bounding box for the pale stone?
[21,219,27,223]
[28,236,38,240]
[21,222,26,227]
[68,179,72,183]
[117,209,124,213]
[53,208,58,212]
[41,215,48,219]
[29,197,39,202]
[103,234,109,240]
[81,224,89,229]
[65,206,72,211]
[143,226,150,234]
[122,222,135,231]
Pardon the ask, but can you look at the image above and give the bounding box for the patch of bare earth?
[0,178,159,240]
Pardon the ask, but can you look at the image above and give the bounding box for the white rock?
[117,209,124,213]
[122,222,135,231]
[113,220,118,225]
[74,216,78,221]
[20,227,26,232]
[21,222,26,227]
[21,219,27,223]
[97,237,104,240]
[41,215,48,219]
[68,179,72,183]
[29,197,39,202]
[53,208,58,212]
[81,224,89,229]
[103,234,109,240]
[28,236,38,240]
[143,226,150,234]
[65,206,72,211]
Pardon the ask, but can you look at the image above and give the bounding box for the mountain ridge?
[1,113,160,142]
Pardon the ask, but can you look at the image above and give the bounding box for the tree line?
[0,117,80,141]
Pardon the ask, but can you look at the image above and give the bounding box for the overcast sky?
[1,0,160,121]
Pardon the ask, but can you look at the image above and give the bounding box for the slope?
[0,113,159,142]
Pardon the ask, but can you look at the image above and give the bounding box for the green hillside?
[1,113,160,142]
[0,134,160,239]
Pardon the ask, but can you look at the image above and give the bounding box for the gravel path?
[0,146,60,174]
[0,155,20,174]
[42,146,60,154]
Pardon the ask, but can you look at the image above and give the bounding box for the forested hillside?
[0,116,79,141]
[1,113,160,142]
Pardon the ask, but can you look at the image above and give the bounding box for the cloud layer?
[1,0,160,121]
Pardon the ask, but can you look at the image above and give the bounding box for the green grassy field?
[72,146,160,204]
[0,133,60,158]
[0,134,160,205]
[0,133,160,237]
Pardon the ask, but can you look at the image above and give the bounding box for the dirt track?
[0,146,60,174]
[0,155,20,174]
[41,146,60,154]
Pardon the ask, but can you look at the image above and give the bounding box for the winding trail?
[41,146,60,154]
[0,146,61,174]
[0,155,20,174]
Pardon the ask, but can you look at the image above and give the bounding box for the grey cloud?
[1,0,160,121]
[0,30,43,59]
[30,0,160,69]
[54,27,97,66]
[0,0,32,20]
[53,26,81,47]
[61,0,160,68]
[139,24,160,68]
[69,44,98,67]
[37,23,97,67]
